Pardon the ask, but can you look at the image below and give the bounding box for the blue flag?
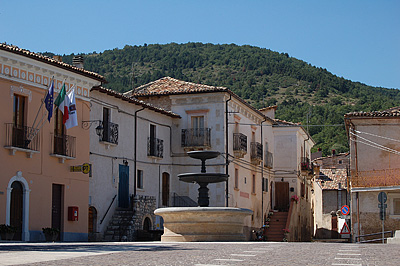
[44,80,54,122]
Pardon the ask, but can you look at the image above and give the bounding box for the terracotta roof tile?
[125,77,275,124]
[273,119,301,126]
[0,43,105,82]
[345,106,400,118]
[91,86,181,118]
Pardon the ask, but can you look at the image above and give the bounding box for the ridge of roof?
[91,86,181,118]
[273,119,301,126]
[125,77,275,124]
[0,43,106,83]
[259,105,278,112]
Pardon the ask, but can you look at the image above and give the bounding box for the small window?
[301,182,305,197]
[394,199,400,215]
[234,168,239,189]
[262,178,268,192]
[252,174,256,194]
[137,170,143,189]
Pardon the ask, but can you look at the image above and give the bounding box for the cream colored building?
[125,77,276,237]
[345,108,400,242]
[0,44,104,241]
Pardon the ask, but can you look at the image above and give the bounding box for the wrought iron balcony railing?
[233,133,247,157]
[147,137,163,158]
[51,133,76,158]
[250,142,263,164]
[5,123,40,152]
[264,151,273,168]
[101,121,118,145]
[181,128,211,148]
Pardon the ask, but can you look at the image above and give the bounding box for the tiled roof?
[259,105,277,112]
[316,169,348,190]
[274,119,301,126]
[91,86,181,118]
[344,106,400,118]
[125,77,275,124]
[0,43,106,82]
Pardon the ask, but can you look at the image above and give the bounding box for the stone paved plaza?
[0,241,398,266]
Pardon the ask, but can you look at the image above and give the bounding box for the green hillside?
[53,43,400,156]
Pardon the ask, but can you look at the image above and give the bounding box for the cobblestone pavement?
[0,241,398,266]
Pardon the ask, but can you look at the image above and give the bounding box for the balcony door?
[191,116,204,145]
[54,109,66,155]
[102,107,110,141]
[149,124,156,156]
[12,94,26,148]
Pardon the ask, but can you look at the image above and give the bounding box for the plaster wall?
[0,51,100,241]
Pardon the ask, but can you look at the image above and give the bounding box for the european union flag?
[44,80,54,122]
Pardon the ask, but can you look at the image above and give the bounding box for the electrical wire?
[354,129,400,144]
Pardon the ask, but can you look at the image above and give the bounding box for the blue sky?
[1,0,399,89]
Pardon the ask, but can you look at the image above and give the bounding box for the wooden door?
[10,181,23,241]
[275,182,289,211]
[118,165,129,208]
[162,172,170,206]
[52,184,63,241]
[88,207,97,233]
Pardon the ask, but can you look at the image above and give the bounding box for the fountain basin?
[154,207,253,242]
[178,173,228,183]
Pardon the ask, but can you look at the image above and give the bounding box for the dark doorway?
[10,181,23,240]
[118,164,129,208]
[88,207,97,234]
[143,217,152,231]
[275,182,289,211]
[52,184,63,241]
[162,172,170,206]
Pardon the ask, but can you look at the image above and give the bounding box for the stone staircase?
[265,211,288,242]
[104,208,135,241]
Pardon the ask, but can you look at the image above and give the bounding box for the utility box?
[68,206,79,221]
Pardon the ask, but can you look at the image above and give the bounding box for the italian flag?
[54,83,69,124]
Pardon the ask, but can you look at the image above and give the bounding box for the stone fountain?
[154,151,252,242]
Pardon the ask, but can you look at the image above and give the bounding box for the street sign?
[378,204,388,209]
[82,163,91,174]
[70,163,91,175]
[378,192,387,203]
[341,205,350,216]
[340,221,350,234]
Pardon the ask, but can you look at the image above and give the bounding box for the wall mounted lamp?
[82,120,104,137]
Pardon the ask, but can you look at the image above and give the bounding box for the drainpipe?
[260,118,266,224]
[225,94,232,207]
[134,107,145,197]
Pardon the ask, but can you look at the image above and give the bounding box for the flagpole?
[31,76,54,131]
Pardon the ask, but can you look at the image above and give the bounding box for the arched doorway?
[162,172,170,206]
[10,181,23,240]
[88,206,97,234]
[143,217,152,232]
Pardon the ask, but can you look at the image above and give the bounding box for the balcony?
[101,121,118,145]
[147,137,163,158]
[181,128,211,148]
[352,168,400,188]
[264,151,273,168]
[4,123,40,157]
[300,157,311,171]
[51,133,76,160]
[233,133,247,158]
[250,142,263,165]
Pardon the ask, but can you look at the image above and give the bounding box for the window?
[54,109,66,155]
[252,174,256,194]
[394,199,400,215]
[12,94,26,147]
[262,178,268,192]
[137,170,143,189]
[191,116,204,137]
[301,182,305,197]
[102,107,110,141]
[234,168,239,189]
[149,124,156,155]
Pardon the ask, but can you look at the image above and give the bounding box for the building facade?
[0,44,104,241]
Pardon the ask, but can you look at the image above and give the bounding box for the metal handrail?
[233,133,247,152]
[355,231,393,243]
[5,123,40,151]
[100,194,117,224]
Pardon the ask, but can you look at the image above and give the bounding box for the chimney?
[332,149,336,156]
[53,55,63,62]
[72,55,84,69]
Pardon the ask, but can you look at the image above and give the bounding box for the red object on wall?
[68,206,79,221]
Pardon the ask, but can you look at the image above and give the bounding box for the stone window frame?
[388,192,400,219]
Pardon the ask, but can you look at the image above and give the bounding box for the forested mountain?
[50,43,400,156]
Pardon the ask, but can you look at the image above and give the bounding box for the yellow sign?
[70,163,91,174]
[82,163,91,174]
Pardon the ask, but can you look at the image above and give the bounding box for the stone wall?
[132,195,157,232]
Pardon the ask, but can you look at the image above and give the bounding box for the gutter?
[225,93,232,207]
[134,107,145,197]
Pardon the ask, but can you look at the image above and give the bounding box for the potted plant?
[291,195,299,203]
[0,224,16,241]
[42,227,60,242]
